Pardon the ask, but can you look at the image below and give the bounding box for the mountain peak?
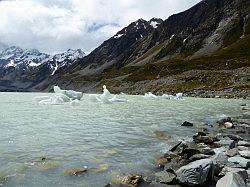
[149,18,163,28]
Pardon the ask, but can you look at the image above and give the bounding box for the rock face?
[216,172,246,187]
[176,159,213,186]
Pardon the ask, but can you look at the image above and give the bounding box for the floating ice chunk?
[175,93,183,100]
[55,93,71,102]
[70,99,80,106]
[143,92,158,98]
[33,96,52,102]
[53,86,82,100]
[162,94,171,99]
[89,94,101,102]
[109,95,128,103]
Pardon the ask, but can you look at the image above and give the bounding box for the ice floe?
[35,86,83,105]
[143,92,184,100]
[89,85,128,104]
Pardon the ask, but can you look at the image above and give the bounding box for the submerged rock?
[155,171,176,184]
[63,167,88,176]
[176,159,213,186]
[181,121,193,127]
[90,164,109,173]
[117,174,144,187]
[216,172,246,187]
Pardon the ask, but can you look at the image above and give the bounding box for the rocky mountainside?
[0,47,85,91]
[0,0,249,97]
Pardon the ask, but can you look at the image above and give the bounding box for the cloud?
[0,0,201,54]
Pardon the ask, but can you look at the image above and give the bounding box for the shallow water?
[0,92,249,187]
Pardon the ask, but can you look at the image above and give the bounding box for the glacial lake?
[0,92,249,187]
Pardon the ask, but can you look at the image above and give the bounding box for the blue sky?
[0,0,201,54]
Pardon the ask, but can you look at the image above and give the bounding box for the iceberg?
[89,85,128,104]
[53,86,83,100]
[143,92,158,98]
[175,93,183,100]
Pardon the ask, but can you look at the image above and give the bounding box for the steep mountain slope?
[45,0,249,97]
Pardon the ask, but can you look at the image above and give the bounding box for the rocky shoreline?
[105,113,250,186]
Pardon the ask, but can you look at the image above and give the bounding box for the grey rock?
[181,121,193,127]
[216,172,246,187]
[200,147,215,155]
[219,166,248,180]
[238,141,250,147]
[214,139,235,149]
[212,152,229,175]
[238,146,250,151]
[155,171,176,184]
[226,134,243,141]
[228,156,250,168]
[240,151,250,159]
[189,154,211,162]
[176,159,213,186]
[226,148,239,157]
[217,117,232,126]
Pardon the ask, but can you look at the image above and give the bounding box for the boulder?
[176,159,213,186]
[225,134,243,141]
[214,139,235,149]
[181,121,193,127]
[219,166,248,180]
[228,156,250,168]
[200,147,215,155]
[189,154,211,162]
[63,167,88,176]
[212,152,229,175]
[224,122,234,129]
[239,151,250,159]
[238,141,250,147]
[117,174,144,186]
[216,172,246,187]
[217,117,232,126]
[238,146,250,151]
[193,135,218,144]
[155,171,176,184]
[226,148,239,157]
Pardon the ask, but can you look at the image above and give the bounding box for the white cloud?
[0,0,201,54]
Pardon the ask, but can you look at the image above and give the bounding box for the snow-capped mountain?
[0,46,85,75]
[149,18,163,28]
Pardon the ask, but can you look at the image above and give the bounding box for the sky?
[0,0,201,54]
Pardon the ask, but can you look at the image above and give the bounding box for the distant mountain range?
[0,0,249,98]
[0,46,85,91]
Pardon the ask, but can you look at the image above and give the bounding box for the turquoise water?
[0,92,248,186]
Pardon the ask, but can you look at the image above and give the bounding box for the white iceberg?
[175,93,183,100]
[89,85,128,104]
[53,86,83,100]
[143,92,158,98]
